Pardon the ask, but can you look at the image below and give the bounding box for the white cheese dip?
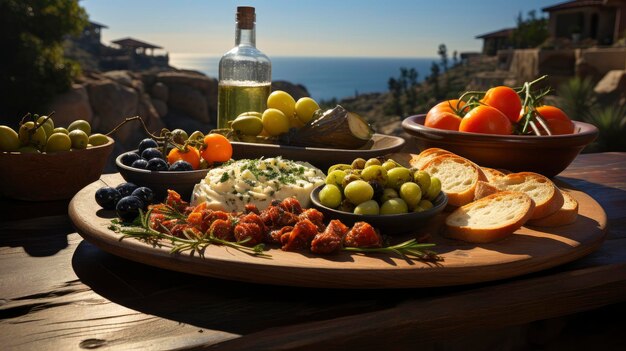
[191,157,325,212]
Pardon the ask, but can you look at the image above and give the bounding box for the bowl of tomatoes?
[115,133,233,201]
[402,83,599,178]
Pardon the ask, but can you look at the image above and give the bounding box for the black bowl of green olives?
[309,157,448,235]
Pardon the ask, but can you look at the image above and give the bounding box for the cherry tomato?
[424,99,468,131]
[481,86,523,123]
[535,105,575,135]
[167,146,201,169]
[459,105,513,135]
[201,133,233,164]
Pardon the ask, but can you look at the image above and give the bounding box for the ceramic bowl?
[309,185,448,236]
[115,150,209,201]
[0,136,115,201]
[401,115,599,178]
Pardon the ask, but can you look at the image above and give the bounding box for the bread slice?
[474,180,500,201]
[411,148,454,170]
[493,172,564,220]
[526,191,578,227]
[445,191,535,243]
[481,167,507,183]
[420,154,488,207]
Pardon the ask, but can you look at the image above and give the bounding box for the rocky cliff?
[47,69,310,168]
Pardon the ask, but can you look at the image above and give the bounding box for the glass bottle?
[217,6,271,129]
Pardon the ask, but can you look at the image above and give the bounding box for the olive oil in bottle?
[217,6,271,129]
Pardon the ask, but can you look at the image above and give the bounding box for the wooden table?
[1,152,625,350]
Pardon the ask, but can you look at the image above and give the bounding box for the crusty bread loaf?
[445,191,535,243]
[474,180,500,201]
[411,148,454,170]
[526,191,578,227]
[493,172,564,220]
[420,154,488,207]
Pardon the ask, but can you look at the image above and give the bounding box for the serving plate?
[231,133,405,171]
[69,172,607,289]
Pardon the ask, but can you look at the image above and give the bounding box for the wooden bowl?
[0,137,115,201]
[402,115,599,178]
[309,185,448,236]
[115,150,209,202]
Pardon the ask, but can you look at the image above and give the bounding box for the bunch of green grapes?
[231,90,321,137]
[319,157,442,215]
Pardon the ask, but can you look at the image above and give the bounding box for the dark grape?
[369,181,384,201]
[95,186,122,210]
[146,158,169,171]
[120,152,141,166]
[141,147,164,161]
[116,196,145,222]
[131,158,149,169]
[138,138,159,155]
[116,182,139,197]
[131,187,154,206]
[169,160,193,171]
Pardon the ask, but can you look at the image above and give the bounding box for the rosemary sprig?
[109,207,269,258]
[342,239,442,262]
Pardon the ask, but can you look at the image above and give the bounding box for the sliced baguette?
[526,191,578,227]
[445,191,535,243]
[493,172,564,220]
[411,148,454,170]
[474,180,500,201]
[420,154,488,207]
[481,167,507,183]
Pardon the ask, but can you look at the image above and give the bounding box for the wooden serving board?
[69,174,607,289]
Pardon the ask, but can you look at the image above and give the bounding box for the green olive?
[231,115,264,136]
[88,133,109,146]
[0,125,20,151]
[18,121,47,150]
[45,132,71,152]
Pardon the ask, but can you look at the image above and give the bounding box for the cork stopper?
[236,6,255,30]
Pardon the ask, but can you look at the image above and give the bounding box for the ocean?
[169,54,436,101]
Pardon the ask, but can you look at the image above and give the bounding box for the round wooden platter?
[69,174,607,289]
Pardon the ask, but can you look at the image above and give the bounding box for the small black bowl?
[309,185,448,235]
[115,150,209,201]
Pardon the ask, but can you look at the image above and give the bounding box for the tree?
[510,10,548,49]
[429,62,441,99]
[0,0,88,122]
[437,44,448,72]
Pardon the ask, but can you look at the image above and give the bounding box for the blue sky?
[83,0,559,57]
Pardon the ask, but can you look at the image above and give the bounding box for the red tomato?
[167,146,201,169]
[481,86,523,123]
[459,105,513,135]
[535,105,575,135]
[201,133,233,164]
[424,99,468,131]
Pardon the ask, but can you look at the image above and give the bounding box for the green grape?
[413,170,432,194]
[344,180,373,205]
[354,200,380,215]
[380,198,409,215]
[232,115,264,136]
[415,199,434,212]
[326,169,347,188]
[399,182,422,209]
[387,167,412,189]
[380,188,399,203]
[382,160,399,171]
[261,108,289,136]
[36,115,54,138]
[295,97,320,124]
[319,184,342,208]
[360,165,388,185]
[88,133,109,146]
[68,129,89,149]
[52,127,69,135]
[0,125,20,151]
[426,176,442,199]
[364,158,382,168]
[351,158,366,169]
[18,121,47,150]
[68,119,91,136]
[170,128,189,143]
